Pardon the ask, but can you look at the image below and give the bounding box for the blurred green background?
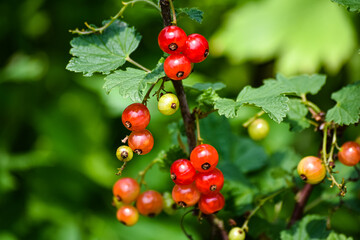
[0,0,359,239]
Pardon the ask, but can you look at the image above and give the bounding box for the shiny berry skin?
[116,145,133,162]
[170,159,196,185]
[184,34,209,63]
[164,54,192,80]
[158,93,179,115]
[158,26,187,54]
[128,129,154,155]
[190,144,219,172]
[338,141,360,166]
[162,192,177,215]
[297,156,326,184]
[195,168,224,194]
[136,190,163,217]
[122,103,150,131]
[198,192,225,215]
[116,205,139,226]
[248,118,269,141]
[229,227,246,240]
[172,183,201,207]
[113,178,140,204]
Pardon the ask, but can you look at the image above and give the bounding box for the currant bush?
[170,159,196,185]
[158,26,187,54]
[164,54,192,80]
[158,93,179,115]
[195,168,224,195]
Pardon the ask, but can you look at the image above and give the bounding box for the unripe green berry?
[162,192,177,215]
[158,93,179,115]
[248,118,269,140]
[229,227,246,240]
[116,145,133,162]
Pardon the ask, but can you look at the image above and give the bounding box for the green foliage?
[325,82,360,125]
[331,0,360,12]
[157,145,188,171]
[285,99,310,132]
[176,8,204,23]
[66,21,141,76]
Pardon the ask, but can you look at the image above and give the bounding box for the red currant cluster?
[158,26,209,80]
[113,177,164,226]
[170,144,225,215]
[116,103,153,163]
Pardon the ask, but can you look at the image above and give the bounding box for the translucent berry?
[116,205,139,226]
[158,93,179,115]
[128,129,154,155]
[116,145,133,162]
[170,159,196,185]
[195,168,224,195]
[172,183,201,207]
[184,34,209,63]
[297,156,326,184]
[164,54,192,80]
[163,192,177,215]
[198,192,225,215]
[122,103,150,131]
[248,118,269,141]
[338,141,360,166]
[113,178,140,204]
[136,190,163,217]
[190,144,219,172]
[158,26,187,54]
[229,227,246,240]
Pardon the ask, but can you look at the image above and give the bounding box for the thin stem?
[180,209,195,240]
[169,0,177,25]
[126,56,151,72]
[288,183,314,227]
[242,110,265,128]
[327,127,337,165]
[195,111,203,145]
[138,158,162,188]
[301,94,322,120]
[116,162,127,175]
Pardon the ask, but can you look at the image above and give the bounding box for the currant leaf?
[66,20,141,76]
[176,8,204,23]
[331,0,360,12]
[326,232,354,240]
[157,145,188,171]
[214,98,240,118]
[285,98,310,132]
[325,82,360,125]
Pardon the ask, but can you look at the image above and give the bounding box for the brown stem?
[287,183,314,227]
[205,215,229,240]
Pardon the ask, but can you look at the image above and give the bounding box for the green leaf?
[331,0,360,12]
[285,98,310,132]
[66,20,141,76]
[280,215,331,240]
[325,82,360,125]
[327,232,354,240]
[191,82,226,91]
[157,145,188,171]
[103,61,164,101]
[176,8,204,23]
[214,98,240,118]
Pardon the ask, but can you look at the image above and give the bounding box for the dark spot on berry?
[330,161,335,169]
[201,162,211,170]
[121,151,128,159]
[148,213,156,218]
[176,71,184,78]
[171,203,177,210]
[171,173,176,180]
[116,195,122,201]
[171,103,177,109]
[300,174,307,181]
[125,121,131,129]
[120,220,127,225]
[134,149,142,155]
[168,43,178,51]
[204,49,209,58]
[238,229,243,234]
[178,201,187,207]
[210,185,217,191]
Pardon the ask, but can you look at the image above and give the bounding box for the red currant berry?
[136,190,163,217]
[113,178,140,204]
[195,168,224,195]
[190,144,219,172]
[116,205,139,226]
[198,192,225,215]
[164,54,192,80]
[158,26,187,54]
[184,34,209,63]
[128,129,154,155]
[297,156,326,184]
[338,141,360,166]
[172,183,201,207]
[170,159,196,185]
[122,103,150,131]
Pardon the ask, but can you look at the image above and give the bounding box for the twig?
[169,0,177,25]
[195,110,203,145]
[242,110,265,128]
[116,162,127,175]
[288,183,313,227]
[137,158,162,188]
[180,209,195,240]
